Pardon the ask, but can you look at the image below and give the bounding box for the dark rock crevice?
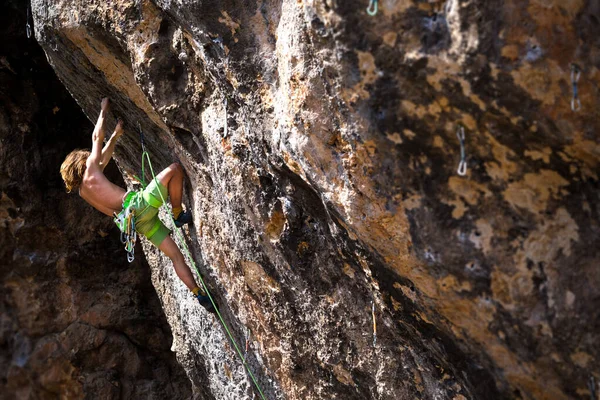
[0,1,191,398]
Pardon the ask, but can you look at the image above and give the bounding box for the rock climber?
[60,97,214,312]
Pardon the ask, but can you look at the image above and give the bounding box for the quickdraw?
[26,5,32,39]
[456,126,468,176]
[571,63,581,112]
[366,0,378,16]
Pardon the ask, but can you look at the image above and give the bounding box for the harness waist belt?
[123,191,135,209]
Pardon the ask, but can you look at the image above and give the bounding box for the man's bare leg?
[158,235,214,312]
[153,164,213,311]
[153,163,192,288]
[158,235,198,290]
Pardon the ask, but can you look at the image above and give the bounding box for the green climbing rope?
[140,148,268,400]
[132,148,149,188]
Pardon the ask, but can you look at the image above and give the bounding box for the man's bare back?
[79,167,126,217]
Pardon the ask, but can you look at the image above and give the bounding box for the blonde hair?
[60,149,90,192]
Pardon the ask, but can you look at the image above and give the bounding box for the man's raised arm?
[100,119,123,170]
[88,97,110,167]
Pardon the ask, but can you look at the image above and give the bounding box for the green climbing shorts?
[123,179,170,247]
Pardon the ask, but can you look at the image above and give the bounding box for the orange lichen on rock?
[469,219,494,255]
[265,209,286,241]
[564,137,600,180]
[525,147,552,164]
[218,11,240,41]
[448,176,492,206]
[241,260,281,297]
[333,364,355,386]
[443,197,468,219]
[484,132,519,181]
[503,170,569,213]
[510,61,563,107]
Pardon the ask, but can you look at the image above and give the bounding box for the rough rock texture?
[0,1,191,398]
[28,0,600,399]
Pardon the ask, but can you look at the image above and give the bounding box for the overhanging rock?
[32,0,600,399]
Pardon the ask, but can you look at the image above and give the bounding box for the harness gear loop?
[456,126,467,176]
[571,63,581,112]
[366,0,378,16]
[125,217,136,263]
[114,198,137,263]
[136,123,268,400]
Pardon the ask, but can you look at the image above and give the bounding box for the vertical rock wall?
[27,0,600,399]
[0,0,191,398]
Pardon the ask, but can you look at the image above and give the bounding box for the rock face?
[0,1,191,398]
[24,0,600,399]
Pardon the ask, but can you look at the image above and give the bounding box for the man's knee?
[171,247,185,265]
[170,163,183,175]
[158,163,182,186]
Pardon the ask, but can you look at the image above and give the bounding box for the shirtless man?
[60,97,213,312]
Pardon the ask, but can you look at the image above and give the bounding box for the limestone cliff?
[15,0,600,398]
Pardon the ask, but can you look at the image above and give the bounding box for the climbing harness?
[114,196,137,263]
[26,5,32,39]
[136,125,268,400]
[113,123,151,263]
[372,301,377,347]
[571,64,581,112]
[456,126,467,176]
[366,0,378,16]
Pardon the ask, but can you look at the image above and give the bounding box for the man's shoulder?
[84,161,104,177]
[82,169,107,189]
[85,154,105,170]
